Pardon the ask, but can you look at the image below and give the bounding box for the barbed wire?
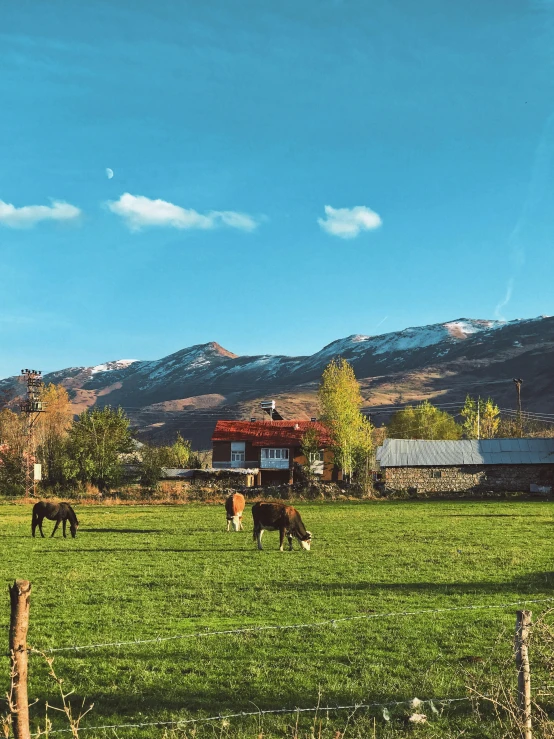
[43,694,476,734]
[36,596,554,654]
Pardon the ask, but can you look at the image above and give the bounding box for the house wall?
[324,448,342,482]
[212,441,259,467]
[293,447,339,482]
[212,442,231,464]
[382,464,554,494]
[213,441,340,484]
[245,442,259,465]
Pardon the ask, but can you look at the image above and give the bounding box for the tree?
[318,358,373,481]
[138,433,196,489]
[35,384,76,490]
[480,397,500,439]
[68,406,133,492]
[139,444,169,489]
[387,401,461,440]
[352,414,375,492]
[300,426,322,483]
[461,395,478,439]
[461,395,500,439]
[0,410,27,495]
[168,433,192,468]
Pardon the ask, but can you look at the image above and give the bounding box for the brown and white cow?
[225,493,245,532]
[252,501,312,551]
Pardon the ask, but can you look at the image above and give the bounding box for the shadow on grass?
[429,513,543,518]
[33,548,239,554]
[270,571,554,595]
[27,682,477,726]
[82,528,163,534]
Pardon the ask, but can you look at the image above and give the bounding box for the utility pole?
[513,378,523,438]
[19,369,45,497]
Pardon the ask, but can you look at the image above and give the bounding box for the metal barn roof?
[376,438,554,467]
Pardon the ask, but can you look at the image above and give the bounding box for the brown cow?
[225,493,245,532]
[252,501,312,551]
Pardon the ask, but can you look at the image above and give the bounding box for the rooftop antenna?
[260,400,283,422]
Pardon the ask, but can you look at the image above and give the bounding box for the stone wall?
[382,464,554,494]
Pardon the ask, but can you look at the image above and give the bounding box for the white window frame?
[261,448,289,460]
[231,441,245,464]
[309,450,324,463]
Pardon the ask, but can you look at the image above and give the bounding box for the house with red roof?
[211,414,340,486]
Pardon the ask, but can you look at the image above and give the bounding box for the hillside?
[2,316,554,448]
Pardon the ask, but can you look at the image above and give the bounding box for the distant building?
[211,419,339,486]
[376,438,554,494]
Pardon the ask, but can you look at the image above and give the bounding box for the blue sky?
[1,0,554,378]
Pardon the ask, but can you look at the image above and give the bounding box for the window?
[430,470,442,479]
[231,441,245,464]
[261,448,289,460]
[309,450,324,463]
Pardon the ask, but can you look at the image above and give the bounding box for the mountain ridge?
[2,315,553,447]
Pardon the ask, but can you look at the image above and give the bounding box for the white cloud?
[107,193,259,232]
[0,200,81,228]
[216,210,259,230]
[494,278,514,321]
[318,204,382,239]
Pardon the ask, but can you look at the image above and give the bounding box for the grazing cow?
[252,501,312,551]
[225,493,245,532]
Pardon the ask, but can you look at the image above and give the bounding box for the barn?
[376,438,554,494]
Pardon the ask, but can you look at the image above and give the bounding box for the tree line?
[384,395,533,440]
[0,359,549,497]
[0,384,200,496]
[300,359,551,489]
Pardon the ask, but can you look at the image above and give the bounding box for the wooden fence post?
[515,609,532,739]
[9,580,31,739]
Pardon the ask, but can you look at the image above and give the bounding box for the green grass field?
[1,499,553,738]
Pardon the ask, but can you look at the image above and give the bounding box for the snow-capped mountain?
[2,316,554,447]
[307,318,529,363]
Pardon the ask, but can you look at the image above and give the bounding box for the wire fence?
[35,596,554,654]
[44,695,476,735]
[5,584,552,736]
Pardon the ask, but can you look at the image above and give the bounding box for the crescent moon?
[106,168,114,179]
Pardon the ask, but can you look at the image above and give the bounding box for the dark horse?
[32,501,79,539]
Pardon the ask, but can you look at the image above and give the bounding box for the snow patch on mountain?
[443,319,499,339]
[217,355,303,382]
[90,359,138,375]
[135,343,235,390]
[312,318,526,362]
[225,356,275,373]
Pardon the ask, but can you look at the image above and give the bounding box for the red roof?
[212,420,332,447]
